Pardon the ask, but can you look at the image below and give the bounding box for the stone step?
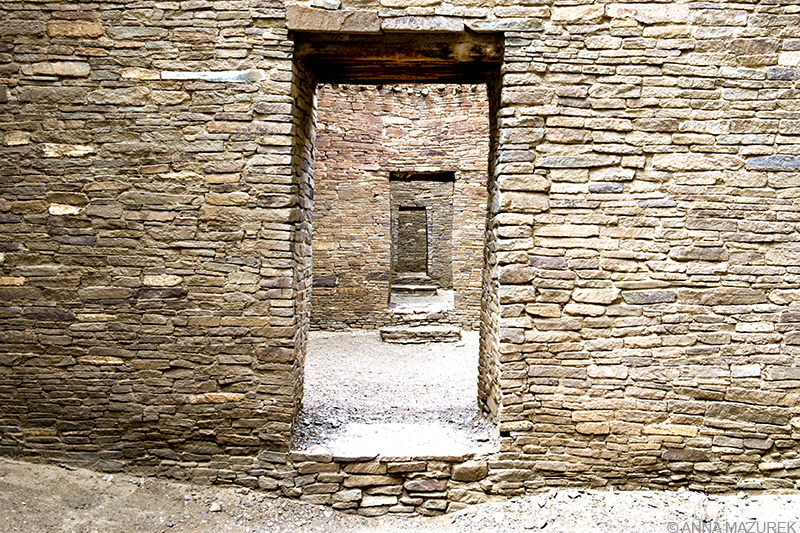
[391,284,437,296]
[393,273,432,285]
[380,325,462,344]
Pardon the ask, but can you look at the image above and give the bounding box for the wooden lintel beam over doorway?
[293,32,503,84]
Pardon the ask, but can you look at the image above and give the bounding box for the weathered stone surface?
[106,27,167,40]
[21,307,74,321]
[332,489,361,503]
[679,288,767,306]
[404,478,447,492]
[343,476,401,488]
[31,62,91,77]
[746,155,800,171]
[538,155,619,168]
[551,5,604,23]
[48,204,82,215]
[361,496,397,507]
[2,0,800,508]
[706,403,790,426]
[669,247,729,262]
[500,192,548,213]
[47,21,104,38]
[17,87,87,104]
[589,84,640,99]
[766,367,800,380]
[573,288,620,305]
[607,4,689,24]
[652,154,744,171]
[576,422,610,435]
[383,17,464,33]
[621,291,676,305]
[779,52,800,67]
[588,365,628,380]
[0,20,46,35]
[162,70,266,83]
[588,182,623,193]
[466,19,543,32]
[42,144,94,158]
[143,275,182,287]
[88,87,150,106]
[188,393,246,404]
[286,5,380,33]
[451,461,488,482]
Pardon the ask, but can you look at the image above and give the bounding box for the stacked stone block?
[279,452,490,516]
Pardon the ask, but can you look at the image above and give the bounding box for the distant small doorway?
[396,206,428,275]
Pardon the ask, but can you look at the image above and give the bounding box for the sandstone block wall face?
[0,0,799,505]
[0,2,304,477]
[311,84,489,329]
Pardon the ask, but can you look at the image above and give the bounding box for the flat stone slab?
[311,423,495,457]
[380,325,461,343]
[388,289,455,315]
[391,284,438,296]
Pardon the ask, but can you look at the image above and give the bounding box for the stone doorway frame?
[390,170,457,293]
[288,29,505,446]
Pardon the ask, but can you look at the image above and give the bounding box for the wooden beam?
[294,32,502,84]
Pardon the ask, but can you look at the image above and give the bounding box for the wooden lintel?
[294,32,503,84]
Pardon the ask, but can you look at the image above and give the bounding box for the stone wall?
[0,0,799,507]
[311,83,489,329]
[280,451,491,515]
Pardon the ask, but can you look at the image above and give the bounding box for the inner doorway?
[396,206,428,277]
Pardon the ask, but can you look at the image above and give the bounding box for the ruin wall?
[0,0,798,514]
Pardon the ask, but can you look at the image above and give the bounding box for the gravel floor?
[293,329,496,454]
[2,458,798,533]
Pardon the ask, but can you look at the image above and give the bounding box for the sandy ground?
[293,329,496,454]
[2,458,799,533]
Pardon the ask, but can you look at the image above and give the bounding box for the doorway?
[289,31,505,453]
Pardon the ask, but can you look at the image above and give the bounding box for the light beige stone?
[606,3,689,24]
[4,131,30,146]
[143,274,182,287]
[32,61,90,77]
[48,204,82,215]
[120,67,161,80]
[643,424,698,437]
[573,288,621,305]
[551,4,604,23]
[652,153,744,171]
[47,20,104,38]
[188,393,246,404]
[588,365,628,379]
[88,87,150,106]
[779,52,800,67]
[42,144,94,157]
[77,356,125,366]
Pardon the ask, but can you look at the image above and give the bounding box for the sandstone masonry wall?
[311,84,489,330]
[0,0,799,511]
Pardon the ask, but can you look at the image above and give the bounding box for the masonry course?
[0,0,799,517]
